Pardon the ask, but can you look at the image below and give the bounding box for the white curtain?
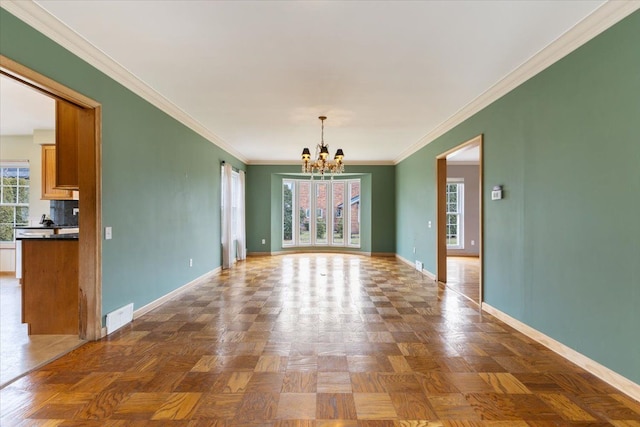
[237,170,247,260]
[221,162,233,269]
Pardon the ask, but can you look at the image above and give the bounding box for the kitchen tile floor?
[0,275,84,388]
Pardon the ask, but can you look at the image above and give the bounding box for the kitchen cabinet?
[41,145,74,200]
[56,99,88,189]
[21,238,79,335]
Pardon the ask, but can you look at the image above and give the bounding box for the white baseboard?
[373,252,396,257]
[133,267,221,320]
[395,254,436,280]
[247,252,271,257]
[482,303,640,402]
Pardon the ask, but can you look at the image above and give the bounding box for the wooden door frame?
[1,55,102,340]
[436,134,483,303]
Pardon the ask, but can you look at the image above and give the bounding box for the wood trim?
[436,157,447,283]
[477,136,484,303]
[436,134,483,299]
[0,55,99,108]
[78,105,101,340]
[483,303,640,402]
[1,54,102,341]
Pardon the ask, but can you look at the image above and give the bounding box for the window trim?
[0,162,30,243]
[446,179,464,250]
[282,178,361,248]
[220,165,241,247]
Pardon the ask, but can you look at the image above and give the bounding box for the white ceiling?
[4,1,628,163]
[447,144,480,164]
[0,74,54,135]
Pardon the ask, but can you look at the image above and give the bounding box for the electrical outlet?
[261,239,266,245]
[189,258,193,267]
[471,240,475,246]
[105,227,112,240]
[428,221,432,228]
[413,247,416,254]
[72,208,79,216]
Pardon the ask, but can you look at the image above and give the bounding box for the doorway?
[436,135,483,304]
[0,55,102,384]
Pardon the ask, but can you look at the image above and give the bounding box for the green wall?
[1,9,245,321]
[246,165,395,254]
[4,4,637,386]
[396,11,640,383]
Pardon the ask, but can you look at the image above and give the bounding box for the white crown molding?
[4,1,638,166]
[394,0,640,164]
[1,0,248,164]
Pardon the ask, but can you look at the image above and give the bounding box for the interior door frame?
[1,55,102,340]
[436,134,483,303]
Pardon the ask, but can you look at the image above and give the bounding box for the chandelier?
[301,116,344,177]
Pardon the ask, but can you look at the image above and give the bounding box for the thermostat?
[491,185,503,200]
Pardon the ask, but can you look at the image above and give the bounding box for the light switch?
[105,226,112,240]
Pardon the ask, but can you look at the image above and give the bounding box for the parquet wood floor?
[446,257,480,304]
[1,254,638,426]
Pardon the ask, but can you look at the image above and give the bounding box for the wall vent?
[106,303,134,335]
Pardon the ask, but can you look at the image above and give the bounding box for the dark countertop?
[17,233,79,240]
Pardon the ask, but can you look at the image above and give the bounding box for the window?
[220,165,243,247]
[298,181,311,245]
[283,178,361,248]
[348,181,360,247]
[283,181,294,245]
[0,163,30,242]
[332,181,345,245]
[446,180,464,249]
[231,171,239,242]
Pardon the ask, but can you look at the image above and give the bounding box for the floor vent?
[106,303,134,335]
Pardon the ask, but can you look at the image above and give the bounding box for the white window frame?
[446,179,464,249]
[282,179,296,246]
[221,166,241,252]
[282,178,361,248]
[0,162,30,243]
